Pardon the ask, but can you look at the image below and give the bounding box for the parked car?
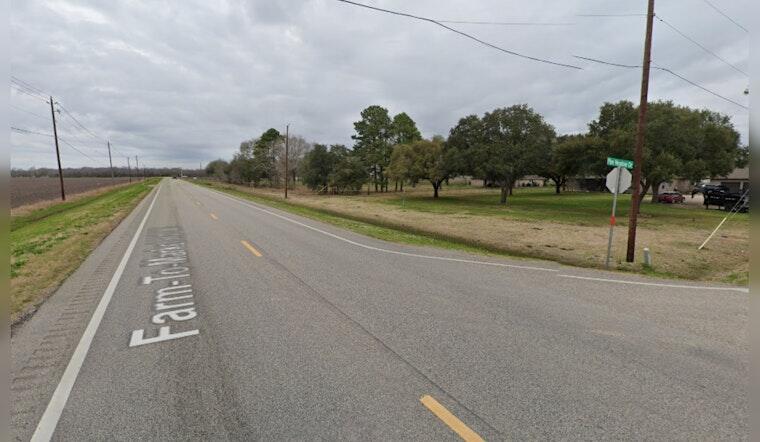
[657,191,685,204]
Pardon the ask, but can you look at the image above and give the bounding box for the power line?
[655,14,747,76]
[59,138,105,165]
[58,104,104,141]
[55,121,102,143]
[572,55,748,109]
[10,78,50,102]
[11,75,49,96]
[577,14,646,17]
[10,103,49,120]
[573,55,639,69]
[436,20,574,26]
[10,85,49,103]
[335,0,582,70]
[10,82,46,99]
[57,114,109,150]
[652,62,749,110]
[12,126,106,165]
[10,79,48,98]
[701,0,748,33]
[11,126,53,137]
[12,76,109,148]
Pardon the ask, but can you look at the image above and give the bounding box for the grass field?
[199,180,748,285]
[10,178,159,324]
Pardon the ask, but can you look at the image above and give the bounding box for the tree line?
[207,100,745,204]
[10,166,204,178]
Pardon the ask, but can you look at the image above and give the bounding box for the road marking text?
[131,226,200,347]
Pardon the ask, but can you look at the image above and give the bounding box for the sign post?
[605,158,633,268]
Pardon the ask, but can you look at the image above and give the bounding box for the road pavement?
[11,178,749,440]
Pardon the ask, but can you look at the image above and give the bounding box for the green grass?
[197,181,509,257]
[197,181,748,285]
[11,179,159,322]
[378,185,748,230]
[722,270,749,286]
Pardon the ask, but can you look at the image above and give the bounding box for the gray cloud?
[11,0,750,169]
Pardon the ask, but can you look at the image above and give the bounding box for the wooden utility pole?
[284,124,289,199]
[49,96,65,201]
[107,141,115,180]
[135,155,140,180]
[626,0,655,263]
[127,157,132,183]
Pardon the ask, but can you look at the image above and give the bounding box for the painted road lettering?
[130,227,200,347]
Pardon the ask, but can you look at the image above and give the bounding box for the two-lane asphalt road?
[11,178,748,440]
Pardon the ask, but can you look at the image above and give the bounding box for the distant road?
[12,178,748,440]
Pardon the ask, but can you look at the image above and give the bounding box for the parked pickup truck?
[704,189,749,212]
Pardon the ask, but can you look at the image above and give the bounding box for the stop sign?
[606,167,632,194]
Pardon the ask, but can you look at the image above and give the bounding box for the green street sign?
[607,157,634,169]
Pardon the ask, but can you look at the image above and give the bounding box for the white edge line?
[191,183,557,273]
[192,183,748,294]
[558,274,749,293]
[31,183,162,441]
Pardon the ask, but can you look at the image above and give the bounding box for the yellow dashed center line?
[420,395,484,442]
[240,240,263,257]
[209,213,218,220]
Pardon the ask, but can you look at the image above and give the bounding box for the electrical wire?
[436,20,574,26]
[701,0,748,33]
[572,55,749,109]
[576,14,646,17]
[10,103,49,121]
[11,75,132,167]
[652,62,749,110]
[58,104,104,141]
[573,55,640,69]
[12,126,107,165]
[59,138,105,165]
[11,126,53,137]
[335,0,582,70]
[55,123,112,163]
[11,75,49,96]
[10,85,49,103]
[655,14,747,76]
[10,80,47,98]
[10,79,50,103]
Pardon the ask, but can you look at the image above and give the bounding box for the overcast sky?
[10,0,750,170]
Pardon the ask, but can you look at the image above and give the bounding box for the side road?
[196,180,749,286]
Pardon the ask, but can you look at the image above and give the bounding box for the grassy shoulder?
[196,181,497,256]
[10,178,160,324]
[197,180,748,286]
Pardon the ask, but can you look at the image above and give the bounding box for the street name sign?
[606,157,634,169]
